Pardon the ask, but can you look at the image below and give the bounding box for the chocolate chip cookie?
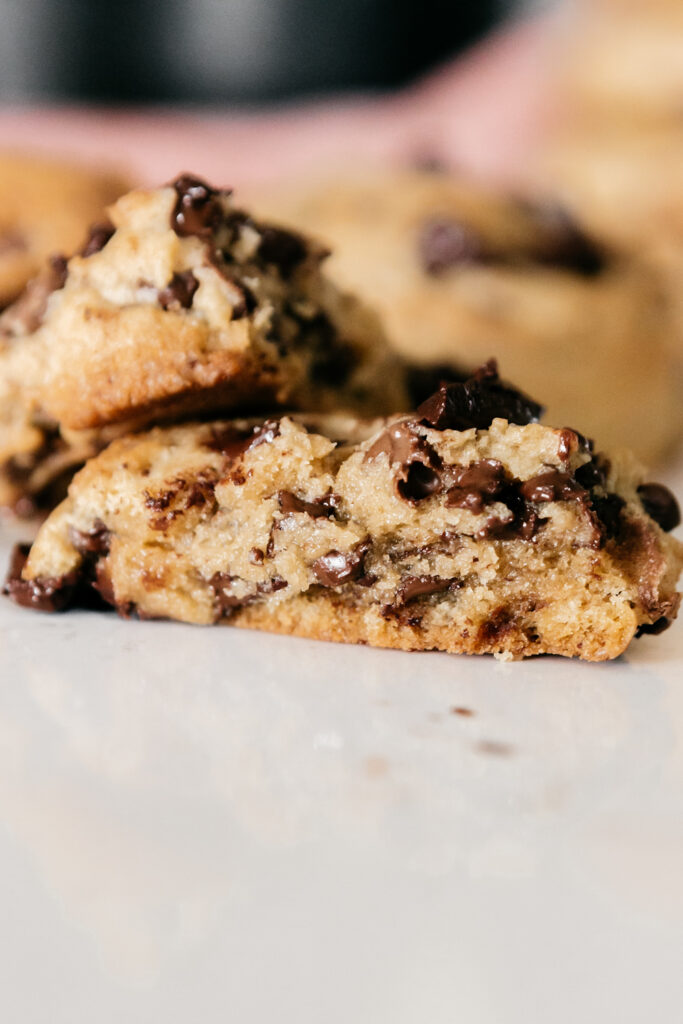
[249,170,683,464]
[0,152,127,309]
[8,364,682,661]
[0,174,407,514]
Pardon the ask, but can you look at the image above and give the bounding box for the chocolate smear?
[416,360,543,431]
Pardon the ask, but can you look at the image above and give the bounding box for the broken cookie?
[7,364,682,661]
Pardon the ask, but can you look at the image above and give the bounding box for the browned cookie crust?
[0,174,406,514]
[0,152,127,309]
[7,365,682,661]
[249,170,683,464]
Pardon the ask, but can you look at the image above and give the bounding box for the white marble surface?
[1,460,682,1023]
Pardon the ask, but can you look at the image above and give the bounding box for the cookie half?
[249,170,683,464]
[7,364,682,661]
[0,174,406,513]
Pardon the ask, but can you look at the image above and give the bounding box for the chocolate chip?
[637,483,681,533]
[68,520,111,556]
[394,574,458,606]
[416,360,543,431]
[80,220,115,258]
[519,470,586,504]
[404,361,468,407]
[312,541,370,587]
[257,225,309,278]
[446,460,507,513]
[418,217,485,275]
[278,491,338,519]
[635,617,672,638]
[249,547,265,565]
[158,270,199,311]
[3,544,79,613]
[171,174,224,238]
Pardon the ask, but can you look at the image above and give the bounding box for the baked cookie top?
[0,174,407,512]
[8,363,682,661]
[249,170,683,463]
[0,152,127,309]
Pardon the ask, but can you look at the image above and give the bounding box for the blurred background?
[0,0,553,105]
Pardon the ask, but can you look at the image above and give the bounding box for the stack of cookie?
[2,172,682,660]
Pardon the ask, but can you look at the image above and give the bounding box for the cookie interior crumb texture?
[0,174,407,514]
[7,365,682,662]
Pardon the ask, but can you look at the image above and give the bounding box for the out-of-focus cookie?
[6,364,682,661]
[0,152,128,309]
[0,174,406,514]
[250,170,683,464]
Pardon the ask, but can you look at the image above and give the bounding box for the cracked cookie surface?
[7,365,682,661]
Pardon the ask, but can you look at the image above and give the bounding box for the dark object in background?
[1,0,502,103]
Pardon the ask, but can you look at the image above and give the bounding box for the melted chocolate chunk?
[312,541,369,587]
[278,491,338,519]
[257,225,309,278]
[158,270,199,311]
[394,574,458,606]
[80,220,115,258]
[3,544,79,612]
[520,470,586,504]
[446,460,506,513]
[637,483,681,533]
[418,218,485,275]
[557,427,584,462]
[416,360,543,431]
[366,422,442,503]
[405,362,468,407]
[171,174,223,238]
[205,419,281,462]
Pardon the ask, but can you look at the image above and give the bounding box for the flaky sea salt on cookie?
[0,174,406,514]
[7,363,682,662]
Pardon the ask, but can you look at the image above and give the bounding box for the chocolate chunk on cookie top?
[0,174,406,512]
[8,369,682,662]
